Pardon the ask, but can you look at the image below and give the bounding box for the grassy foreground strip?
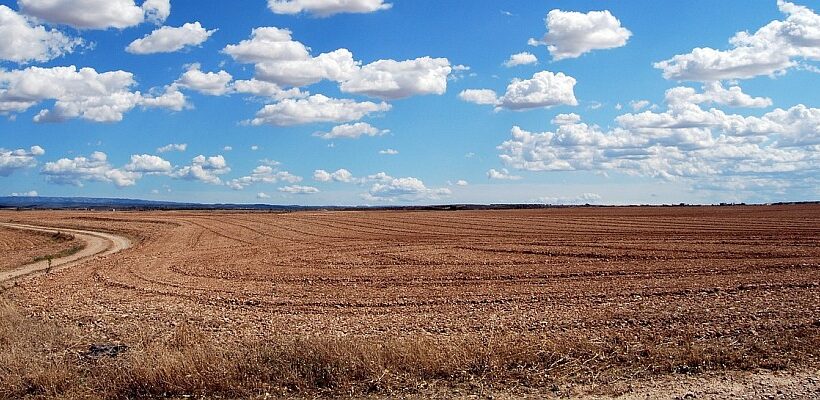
[2,299,817,399]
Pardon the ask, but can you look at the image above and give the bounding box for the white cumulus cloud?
[313,168,355,183]
[246,94,390,126]
[278,185,319,194]
[504,52,538,67]
[123,154,172,173]
[364,176,450,202]
[174,64,233,96]
[126,22,216,54]
[535,193,602,204]
[496,84,820,192]
[41,151,139,187]
[551,113,582,125]
[0,146,45,176]
[487,168,522,180]
[224,27,453,100]
[340,57,452,99]
[222,27,310,64]
[227,165,301,190]
[142,0,170,24]
[664,82,773,108]
[267,0,391,16]
[18,0,170,29]
[224,27,358,87]
[253,48,359,87]
[654,1,820,81]
[537,9,632,60]
[499,71,578,110]
[458,89,499,105]
[0,65,186,122]
[313,122,388,139]
[170,62,309,101]
[630,100,651,112]
[233,79,307,100]
[0,5,82,63]
[460,71,578,111]
[157,143,187,153]
[309,169,451,201]
[171,155,230,185]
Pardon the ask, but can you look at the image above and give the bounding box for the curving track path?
[0,222,132,284]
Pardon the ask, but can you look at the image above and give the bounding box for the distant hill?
[0,196,566,211]
[0,196,816,211]
[0,196,303,211]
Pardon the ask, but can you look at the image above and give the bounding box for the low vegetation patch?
[2,298,818,399]
[32,244,84,264]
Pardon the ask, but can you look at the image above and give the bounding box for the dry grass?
[31,244,84,264]
[2,297,818,399]
[0,299,85,399]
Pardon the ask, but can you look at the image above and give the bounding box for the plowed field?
[0,226,82,272]
[1,205,819,397]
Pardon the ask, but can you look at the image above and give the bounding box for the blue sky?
[1,0,818,205]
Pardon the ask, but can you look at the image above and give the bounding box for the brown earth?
[1,205,819,398]
[0,222,131,285]
[0,225,83,272]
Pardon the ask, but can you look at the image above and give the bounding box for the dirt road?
[0,222,131,284]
